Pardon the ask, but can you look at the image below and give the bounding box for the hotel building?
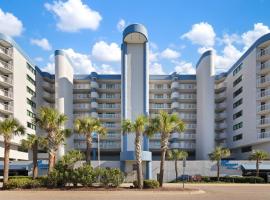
[1,24,270,178]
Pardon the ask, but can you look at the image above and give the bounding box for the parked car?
[178,174,192,181]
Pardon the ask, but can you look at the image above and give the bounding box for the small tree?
[249,150,269,177]
[0,118,25,187]
[21,135,42,179]
[167,149,188,181]
[208,146,230,181]
[74,117,107,165]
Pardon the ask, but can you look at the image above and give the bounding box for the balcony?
[0,75,12,87]
[215,122,227,131]
[171,132,195,140]
[171,81,179,89]
[170,142,195,150]
[74,113,90,119]
[171,102,179,109]
[43,81,55,92]
[0,103,13,114]
[215,82,227,92]
[257,89,270,101]
[215,132,227,140]
[74,84,90,90]
[90,81,99,88]
[258,131,270,139]
[257,61,270,74]
[215,112,226,121]
[73,104,91,111]
[179,94,196,101]
[0,89,13,101]
[73,94,91,102]
[171,91,179,99]
[149,85,170,91]
[149,142,161,149]
[257,76,270,88]
[179,114,196,121]
[98,114,120,120]
[257,118,270,128]
[98,104,121,110]
[257,104,270,115]
[91,91,99,98]
[215,102,226,112]
[215,92,226,102]
[0,46,13,61]
[43,92,55,103]
[0,60,12,74]
[98,95,121,102]
[151,133,161,139]
[74,142,120,150]
[103,124,121,130]
[186,124,196,130]
[257,47,270,62]
[150,104,171,110]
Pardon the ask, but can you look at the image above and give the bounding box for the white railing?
[0,89,13,98]
[216,132,227,140]
[0,46,12,57]
[215,122,226,130]
[179,94,196,100]
[257,47,270,59]
[99,84,121,90]
[74,104,91,109]
[257,103,270,113]
[257,118,270,125]
[98,104,121,109]
[170,142,195,149]
[215,82,227,90]
[0,75,12,84]
[74,84,90,89]
[257,89,270,99]
[73,94,91,99]
[216,112,227,120]
[216,92,226,99]
[171,82,179,89]
[0,103,13,112]
[259,61,270,71]
[90,81,99,88]
[98,114,120,119]
[258,132,270,139]
[150,104,171,109]
[216,102,227,110]
[257,76,270,86]
[171,92,179,99]
[0,60,13,71]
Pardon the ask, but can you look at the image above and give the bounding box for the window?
[233,75,242,87]
[27,98,36,108]
[27,86,36,97]
[27,122,36,130]
[27,75,36,85]
[233,110,243,120]
[233,63,242,76]
[241,146,252,153]
[233,122,243,130]
[154,94,163,99]
[27,63,36,75]
[233,98,243,108]
[27,110,36,118]
[233,87,243,98]
[233,134,243,141]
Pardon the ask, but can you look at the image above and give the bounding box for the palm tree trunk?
[32,141,38,179]
[86,134,92,165]
[3,139,10,187]
[217,160,220,181]
[159,134,169,187]
[256,158,259,177]
[175,160,178,181]
[135,132,143,189]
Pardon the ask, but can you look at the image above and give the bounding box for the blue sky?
[0,0,270,75]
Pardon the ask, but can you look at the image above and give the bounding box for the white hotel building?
[1,24,270,178]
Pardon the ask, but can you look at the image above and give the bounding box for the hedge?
[201,176,265,183]
[4,177,45,189]
[133,180,160,189]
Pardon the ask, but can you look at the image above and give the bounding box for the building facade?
[1,24,270,177]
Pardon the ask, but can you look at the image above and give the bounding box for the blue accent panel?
[143,135,149,150]
[146,161,152,179]
[55,50,75,68]
[196,50,212,68]
[123,24,148,41]
[35,67,55,79]
[120,151,152,161]
[93,148,96,160]
[120,161,125,172]
[123,134,128,152]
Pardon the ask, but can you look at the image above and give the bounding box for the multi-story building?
[1,24,270,178]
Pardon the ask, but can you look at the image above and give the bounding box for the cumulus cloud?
[149,62,165,75]
[30,38,52,51]
[160,48,180,59]
[91,41,121,62]
[45,0,102,32]
[117,19,125,32]
[181,22,216,47]
[34,57,44,62]
[0,8,23,37]
[174,61,195,74]
[96,64,119,74]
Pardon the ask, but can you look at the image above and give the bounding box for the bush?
[143,180,160,189]
[4,178,43,189]
[77,164,97,187]
[201,176,265,183]
[98,168,125,187]
[133,180,160,189]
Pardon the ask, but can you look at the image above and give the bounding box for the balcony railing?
[0,103,13,112]
[0,60,13,72]
[257,118,270,126]
[258,132,270,139]
[0,75,12,85]
[257,47,270,59]
[0,46,13,57]
[98,104,121,109]
[257,89,270,100]
[98,114,120,119]
[257,76,270,86]
[0,89,13,99]
[257,103,270,113]
[258,61,270,71]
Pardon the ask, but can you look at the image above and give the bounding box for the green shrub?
[143,180,159,189]
[98,168,124,187]
[133,180,138,188]
[4,178,43,189]
[77,164,97,187]
[201,176,265,183]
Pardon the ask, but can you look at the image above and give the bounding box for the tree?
[122,115,153,189]
[167,149,188,181]
[249,150,269,177]
[0,118,25,187]
[208,146,230,181]
[146,111,185,187]
[21,134,41,179]
[74,117,107,165]
[35,107,68,173]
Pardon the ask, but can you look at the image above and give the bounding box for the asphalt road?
[0,183,270,200]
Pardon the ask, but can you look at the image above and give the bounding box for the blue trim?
[146,161,152,179]
[196,50,212,68]
[120,161,125,172]
[120,151,152,161]
[55,50,75,69]
[123,24,148,41]
[93,148,96,160]
[122,42,128,152]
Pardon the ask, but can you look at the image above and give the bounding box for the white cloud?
[30,38,52,51]
[174,61,195,74]
[149,50,159,62]
[0,8,23,37]
[241,23,270,50]
[45,0,102,32]
[160,48,180,59]
[91,41,121,62]
[97,64,119,74]
[34,57,44,62]
[181,22,216,47]
[149,62,165,75]
[117,19,125,32]
[43,62,55,74]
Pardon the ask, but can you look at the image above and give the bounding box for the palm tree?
[21,135,48,179]
[0,118,25,187]
[35,107,68,173]
[249,150,269,177]
[167,149,188,181]
[146,111,185,187]
[208,146,230,181]
[122,115,153,189]
[74,117,107,165]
